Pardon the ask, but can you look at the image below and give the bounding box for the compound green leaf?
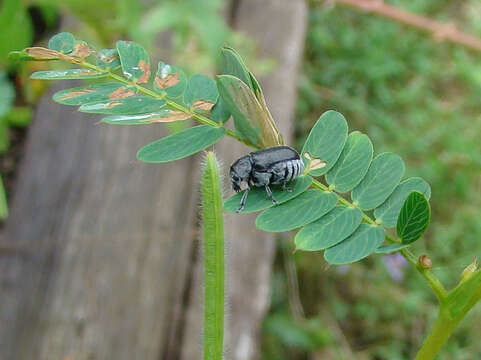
[184,74,218,110]
[351,152,405,210]
[100,109,190,125]
[255,189,338,232]
[375,243,410,254]
[137,125,226,163]
[96,49,121,70]
[397,191,430,244]
[153,61,187,98]
[374,177,431,227]
[53,83,135,106]
[220,46,254,90]
[301,110,348,176]
[223,176,312,214]
[79,97,166,115]
[31,69,107,80]
[48,32,75,54]
[324,224,385,264]
[116,40,151,84]
[325,131,373,193]
[295,206,362,251]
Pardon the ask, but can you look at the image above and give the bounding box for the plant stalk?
[414,307,460,360]
[201,152,225,360]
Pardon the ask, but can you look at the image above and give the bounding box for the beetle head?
[230,155,252,192]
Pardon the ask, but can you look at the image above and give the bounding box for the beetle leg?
[265,184,278,205]
[237,185,250,213]
[282,181,292,192]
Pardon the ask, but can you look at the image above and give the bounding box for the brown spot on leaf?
[193,100,215,111]
[59,89,95,100]
[149,111,191,123]
[108,87,136,99]
[106,101,123,108]
[137,60,151,84]
[154,72,180,89]
[72,42,91,59]
[99,53,119,64]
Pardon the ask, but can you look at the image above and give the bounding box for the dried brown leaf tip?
[25,47,68,60]
[137,60,151,84]
[154,72,180,89]
[106,101,123,109]
[149,111,191,123]
[59,89,95,100]
[108,87,136,99]
[193,100,215,111]
[72,42,91,59]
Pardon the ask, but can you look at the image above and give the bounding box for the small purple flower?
[382,253,408,282]
[336,265,351,275]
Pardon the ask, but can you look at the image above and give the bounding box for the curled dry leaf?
[25,47,74,61]
[193,100,215,111]
[137,60,151,84]
[108,87,136,99]
[304,152,327,172]
[154,72,180,89]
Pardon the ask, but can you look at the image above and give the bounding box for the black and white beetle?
[230,146,304,212]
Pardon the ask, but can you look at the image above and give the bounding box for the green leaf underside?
[97,49,121,70]
[301,110,348,176]
[52,83,131,105]
[220,46,254,91]
[351,152,405,210]
[100,110,180,125]
[79,97,165,115]
[374,177,431,227]
[137,125,226,163]
[375,243,410,254]
[397,191,431,244]
[295,206,363,251]
[223,176,312,214]
[31,69,108,80]
[153,61,187,98]
[255,190,338,232]
[217,75,261,146]
[184,74,218,107]
[324,224,385,264]
[325,131,373,193]
[48,32,75,53]
[116,40,151,83]
[211,95,231,124]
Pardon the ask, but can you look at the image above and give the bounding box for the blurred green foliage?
[263,1,481,359]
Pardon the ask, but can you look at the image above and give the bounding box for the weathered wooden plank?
[179,1,307,359]
[0,84,198,360]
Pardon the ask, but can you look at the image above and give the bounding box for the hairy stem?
[201,152,225,360]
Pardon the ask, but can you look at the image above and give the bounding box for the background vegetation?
[2,0,480,358]
[262,1,481,359]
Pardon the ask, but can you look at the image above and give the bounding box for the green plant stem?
[311,178,447,301]
[201,152,225,360]
[414,308,461,360]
